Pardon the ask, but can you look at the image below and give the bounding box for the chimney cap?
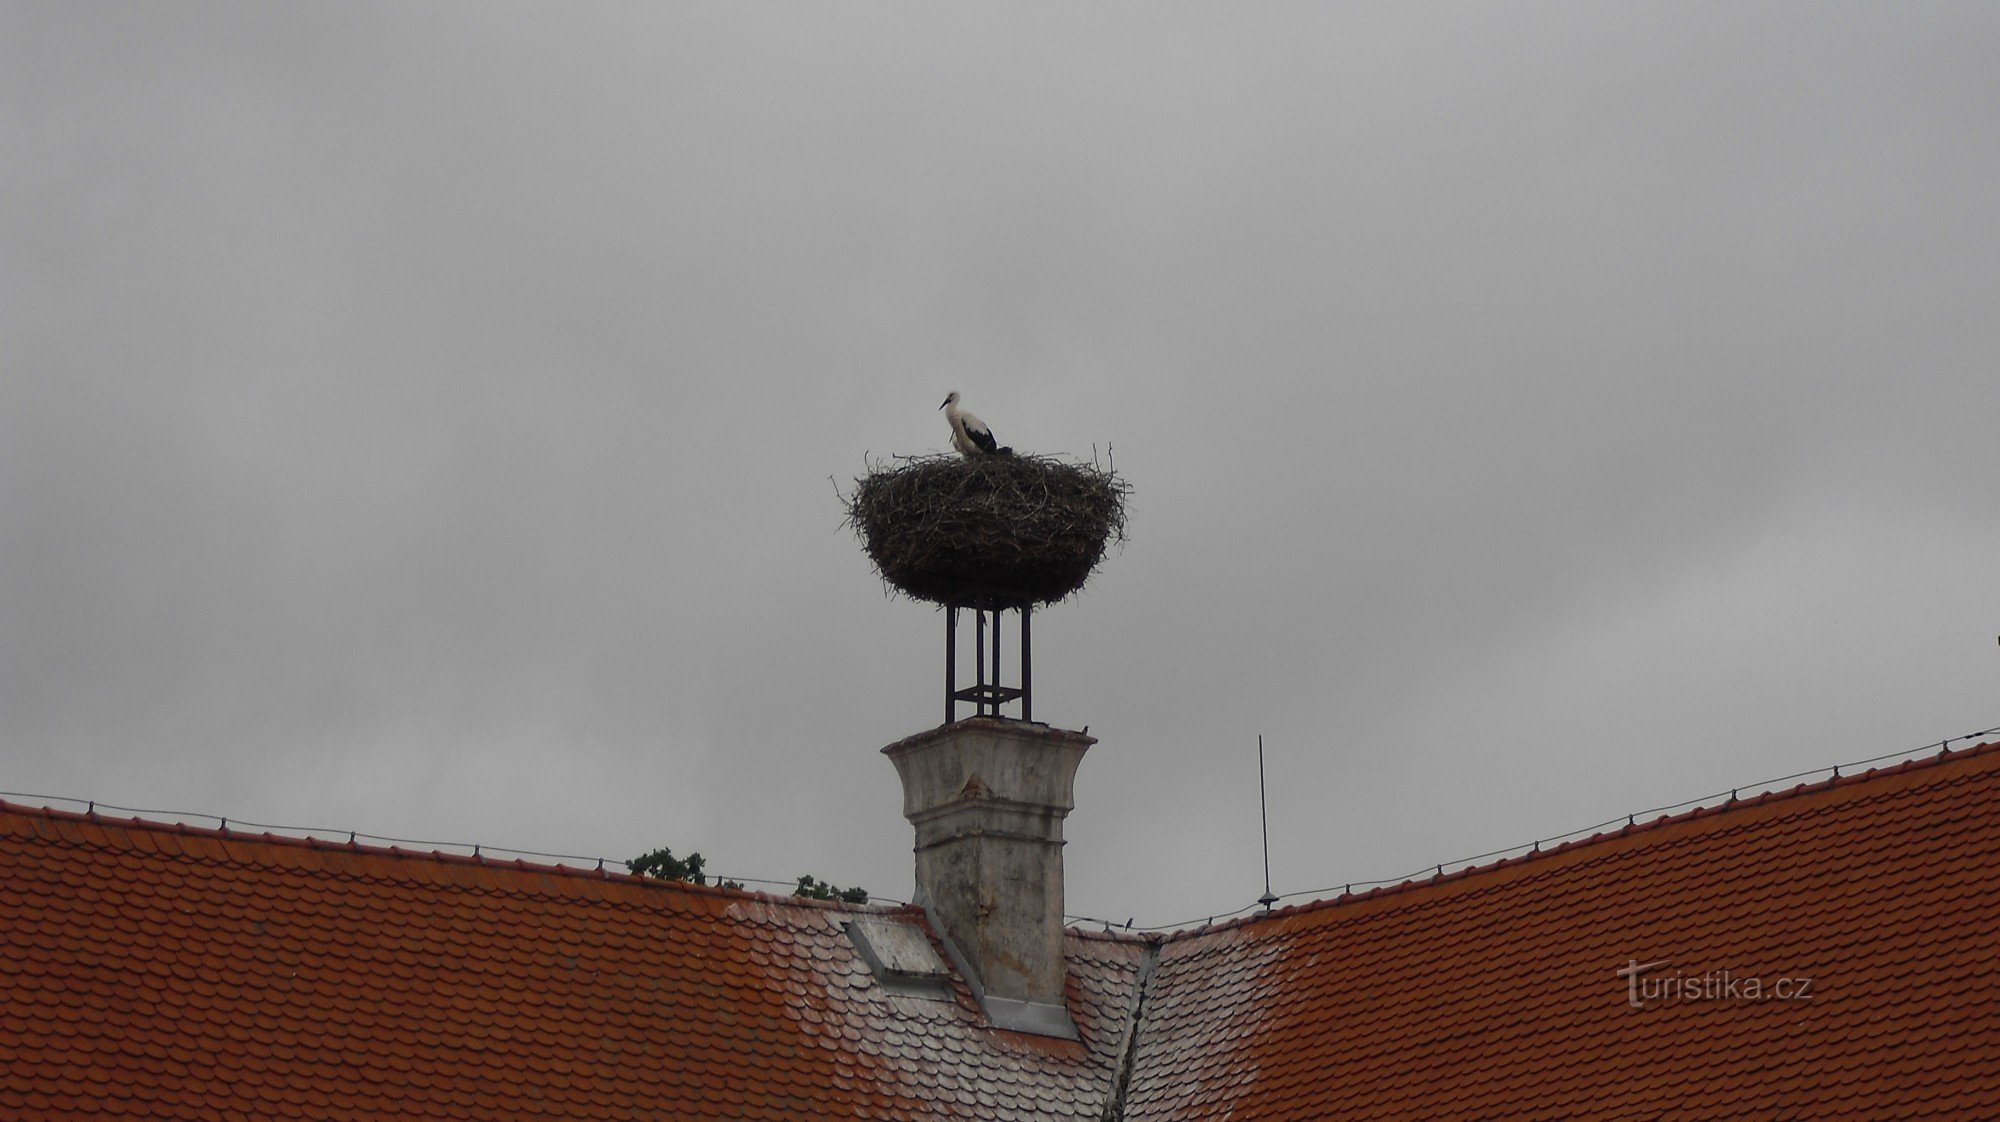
[882,717,1096,759]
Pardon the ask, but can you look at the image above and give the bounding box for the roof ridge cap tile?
[1065,926,1167,946]
[0,797,909,917]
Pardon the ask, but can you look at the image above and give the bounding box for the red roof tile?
[9,741,1998,1118]
[0,803,1144,1120]
[1122,741,2000,1120]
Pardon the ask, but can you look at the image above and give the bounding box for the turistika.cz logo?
[1616,959,1814,1008]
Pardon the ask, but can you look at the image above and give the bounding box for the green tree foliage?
[794,875,869,905]
[626,847,742,890]
[625,847,861,901]
[627,846,707,883]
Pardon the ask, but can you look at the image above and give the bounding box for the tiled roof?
[1122,740,2000,1120]
[8,740,1998,1119]
[0,804,1144,1120]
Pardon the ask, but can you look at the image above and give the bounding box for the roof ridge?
[1066,926,1167,945]
[0,797,910,915]
[1166,737,2000,940]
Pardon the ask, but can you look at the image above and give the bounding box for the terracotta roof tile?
[0,801,1145,1119]
[1121,741,2000,1120]
[9,740,1995,1117]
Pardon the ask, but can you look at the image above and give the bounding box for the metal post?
[996,608,1008,712]
[975,609,987,716]
[946,607,958,725]
[1258,735,1278,909]
[944,601,1035,723]
[1021,604,1032,723]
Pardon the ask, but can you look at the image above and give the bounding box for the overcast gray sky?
[6,1,1997,927]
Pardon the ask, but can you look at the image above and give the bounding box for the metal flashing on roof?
[908,897,1085,1041]
[981,995,1082,1040]
[844,918,953,1000]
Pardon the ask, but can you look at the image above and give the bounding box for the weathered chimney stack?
[883,717,1093,1038]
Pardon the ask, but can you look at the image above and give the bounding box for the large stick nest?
[846,453,1129,609]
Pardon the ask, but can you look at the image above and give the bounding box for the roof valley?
[1097,937,1164,1122]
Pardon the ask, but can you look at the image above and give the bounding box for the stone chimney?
[882,717,1094,1037]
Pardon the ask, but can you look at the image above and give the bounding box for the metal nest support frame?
[945,602,1031,724]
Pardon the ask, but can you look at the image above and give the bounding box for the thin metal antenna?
[1257,735,1278,910]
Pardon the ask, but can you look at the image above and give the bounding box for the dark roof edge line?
[0,797,911,916]
[1098,938,1164,1122]
[1140,737,2000,941]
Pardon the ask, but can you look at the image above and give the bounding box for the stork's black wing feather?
[966,424,999,454]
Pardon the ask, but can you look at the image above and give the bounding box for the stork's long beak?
[939,399,949,410]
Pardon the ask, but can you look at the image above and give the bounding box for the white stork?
[940,391,1011,457]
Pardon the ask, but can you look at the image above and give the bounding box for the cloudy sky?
[6,2,1997,927]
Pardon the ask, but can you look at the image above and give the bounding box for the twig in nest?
[844,453,1129,608]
